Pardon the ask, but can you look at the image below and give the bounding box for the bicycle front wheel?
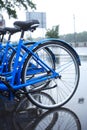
[22,40,80,109]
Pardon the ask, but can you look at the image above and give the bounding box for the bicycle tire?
[32,107,81,130]
[22,40,80,109]
[13,92,56,130]
[15,92,55,112]
[13,107,81,130]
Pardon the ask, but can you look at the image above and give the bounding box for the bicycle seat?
[14,19,40,31]
[0,28,6,35]
[4,27,20,35]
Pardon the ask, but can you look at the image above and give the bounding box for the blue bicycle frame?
[0,29,35,75]
[0,20,81,102]
[0,36,81,91]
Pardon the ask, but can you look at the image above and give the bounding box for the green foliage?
[0,0,36,18]
[76,31,87,42]
[45,25,59,38]
[60,31,87,43]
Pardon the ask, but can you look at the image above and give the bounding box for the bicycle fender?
[55,39,81,66]
[29,38,81,66]
[59,40,81,66]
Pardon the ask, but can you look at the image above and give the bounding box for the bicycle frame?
[0,31,35,74]
[0,28,81,102]
[0,38,58,91]
[0,37,81,90]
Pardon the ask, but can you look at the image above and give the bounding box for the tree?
[0,0,36,18]
[45,25,59,38]
[60,31,87,43]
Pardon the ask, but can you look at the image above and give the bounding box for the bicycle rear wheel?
[16,92,55,112]
[22,40,80,109]
[32,107,81,130]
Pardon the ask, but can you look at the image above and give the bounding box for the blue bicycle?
[0,19,81,109]
[0,27,20,73]
[0,27,34,73]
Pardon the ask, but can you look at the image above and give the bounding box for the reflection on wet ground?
[0,92,86,129]
[0,97,82,130]
[0,52,87,130]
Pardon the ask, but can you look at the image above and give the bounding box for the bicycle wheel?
[32,107,81,130]
[8,49,24,72]
[13,92,56,130]
[22,40,80,109]
[8,44,30,72]
[13,107,81,130]
[16,92,55,112]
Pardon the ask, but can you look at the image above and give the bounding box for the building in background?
[26,11,46,28]
[26,12,46,38]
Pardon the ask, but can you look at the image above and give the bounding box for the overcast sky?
[32,0,87,35]
[3,0,87,37]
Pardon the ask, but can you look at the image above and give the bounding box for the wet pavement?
[0,49,87,130]
[0,98,82,130]
[0,75,86,130]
